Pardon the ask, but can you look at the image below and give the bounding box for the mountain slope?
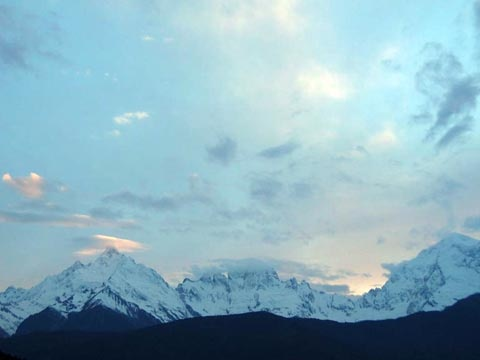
[1,294,479,360]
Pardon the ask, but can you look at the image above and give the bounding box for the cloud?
[410,111,433,125]
[2,172,45,198]
[0,5,64,70]
[3,172,67,199]
[206,137,237,165]
[88,207,124,220]
[368,128,398,148]
[214,206,262,222]
[426,76,480,145]
[435,116,473,149]
[75,234,145,256]
[297,65,352,100]
[190,258,363,287]
[415,44,463,100]
[249,176,283,203]
[113,111,149,125]
[0,210,137,228]
[463,215,480,231]
[104,176,213,212]
[258,140,300,158]
[104,191,211,212]
[414,43,480,149]
[12,200,65,213]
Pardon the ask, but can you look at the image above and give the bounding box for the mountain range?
[0,232,479,336]
[2,294,480,360]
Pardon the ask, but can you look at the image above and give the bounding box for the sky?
[1,0,480,295]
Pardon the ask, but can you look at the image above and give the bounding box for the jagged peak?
[71,260,84,269]
[101,246,122,257]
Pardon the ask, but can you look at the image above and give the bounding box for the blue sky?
[1,0,480,294]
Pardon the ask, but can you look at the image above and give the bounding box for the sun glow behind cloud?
[297,65,352,100]
[75,234,145,256]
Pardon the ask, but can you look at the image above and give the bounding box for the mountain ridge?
[1,232,479,336]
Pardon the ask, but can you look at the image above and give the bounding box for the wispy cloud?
[2,172,45,198]
[104,190,211,212]
[75,234,145,256]
[249,176,283,204]
[258,140,300,159]
[141,35,155,42]
[113,111,149,125]
[0,210,137,228]
[103,174,213,212]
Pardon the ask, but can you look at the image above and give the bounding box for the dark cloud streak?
[103,190,212,212]
[258,141,300,159]
[414,42,479,150]
[249,177,283,203]
[0,5,65,70]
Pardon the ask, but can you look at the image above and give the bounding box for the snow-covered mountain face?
[1,233,479,336]
[357,233,480,320]
[177,269,356,321]
[0,248,188,335]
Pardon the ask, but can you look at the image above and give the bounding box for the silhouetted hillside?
[0,351,21,360]
[16,305,160,336]
[1,294,479,360]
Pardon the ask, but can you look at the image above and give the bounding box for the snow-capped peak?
[358,232,480,319]
[0,248,188,335]
[99,246,122,257]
